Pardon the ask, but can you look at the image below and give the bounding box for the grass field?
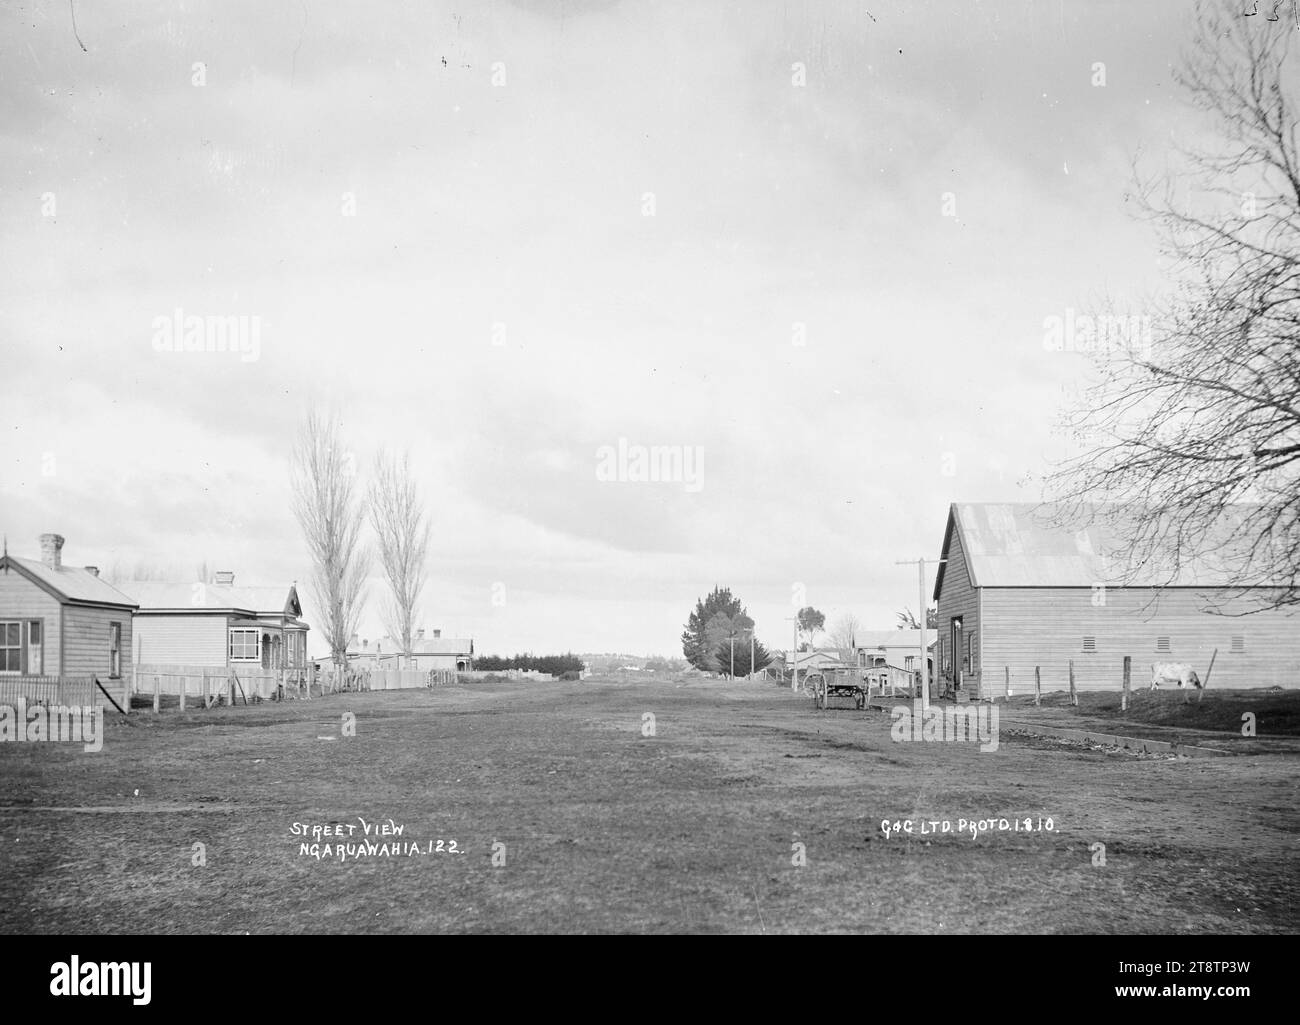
[1,675,1297,934]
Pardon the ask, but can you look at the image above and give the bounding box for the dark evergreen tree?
[713,636,772,678]
[681,586,747,670]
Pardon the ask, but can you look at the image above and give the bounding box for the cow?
[1150,662,1203,703]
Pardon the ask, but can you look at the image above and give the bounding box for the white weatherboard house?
[123,573,310,673]
[932,502,1300,694]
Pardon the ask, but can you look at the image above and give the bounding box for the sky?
[0,0,1230,656]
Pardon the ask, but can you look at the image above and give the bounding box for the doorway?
[950,617,963,692]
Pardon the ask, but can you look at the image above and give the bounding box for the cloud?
[0,0,1207,652]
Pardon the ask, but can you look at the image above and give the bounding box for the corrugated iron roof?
[853,630,937,651]
[936,502,1284,595]
[2,556,138,607]
[122,581,302,618]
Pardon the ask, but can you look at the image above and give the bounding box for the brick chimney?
[214,571,234,586]
[39,533,64,571]
[84,565,99,577]
[433,629,441,639]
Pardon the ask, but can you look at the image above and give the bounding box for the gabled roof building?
[0,533,137,686]
[124,571,310,672]
[932,503,1299,694]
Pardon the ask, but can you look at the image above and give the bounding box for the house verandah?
[226,616,309,673]
[124,575,314,703]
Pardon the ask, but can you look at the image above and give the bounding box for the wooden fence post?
[1004,666,1010,700]
[1034,666,1041,707]
[1122,656,1131,712]
[153,674,160,714]
[132,634,140,715]
[1069,659,1077,707]
[179,673,186,711]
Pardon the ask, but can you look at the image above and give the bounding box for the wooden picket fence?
[319,667,459,691]
[0,674,128,712]
[133,664,315,709]
[862,665,920,696]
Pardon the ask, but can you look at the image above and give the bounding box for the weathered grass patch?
[0,676,1295,933]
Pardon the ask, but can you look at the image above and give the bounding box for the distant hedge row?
[473,653,585,675]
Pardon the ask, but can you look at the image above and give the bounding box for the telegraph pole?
[785,615,799,691]
[894,558,942,711]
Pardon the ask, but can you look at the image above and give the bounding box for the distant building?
[933,502,1300,693]
[347,628,473,672]
[852,630,936,678]
[783,648,853,674]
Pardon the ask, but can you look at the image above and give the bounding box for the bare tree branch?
[290,405,369,671]
[828,612,862,650]
[368,449,431,657]
[1045,0,1300,613]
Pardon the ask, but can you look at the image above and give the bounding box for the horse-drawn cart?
[808,670,869,710]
